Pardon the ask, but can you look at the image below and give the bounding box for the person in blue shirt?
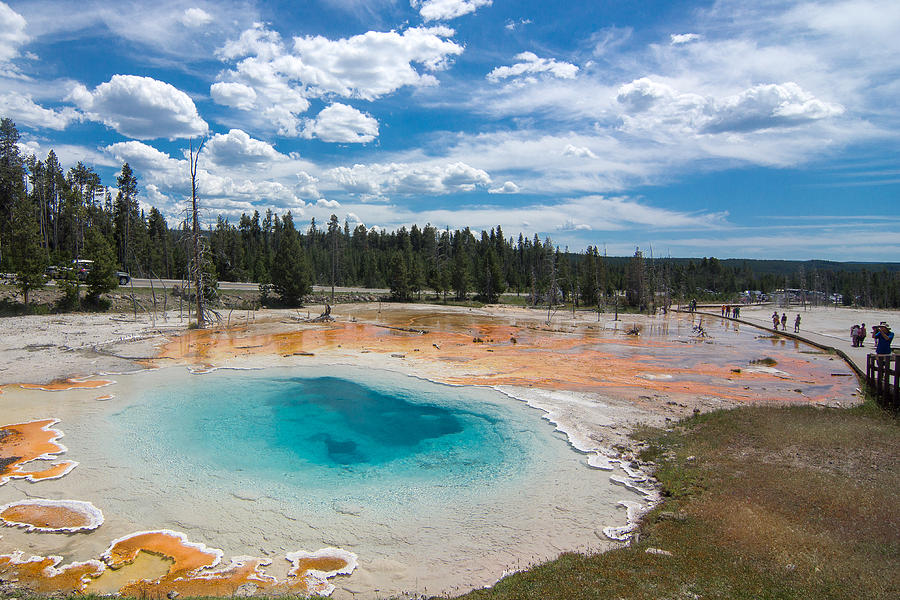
[873,323,894,356]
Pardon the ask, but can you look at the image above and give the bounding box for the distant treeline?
[1,117,899,308]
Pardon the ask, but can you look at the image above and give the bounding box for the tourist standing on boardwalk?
[781,313,787,330]
[794,314,801,332]
[773,312,780,329]
[732,306,740,318]
[873,323,893,356]
[859,323,866,347]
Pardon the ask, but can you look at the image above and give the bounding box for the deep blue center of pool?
[248,376,465,466]
[110,368,533,492]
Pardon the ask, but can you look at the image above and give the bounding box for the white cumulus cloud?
[489,181,519,194]
[295,171,322,200]
[105,140,184,179]
[559,218,592,231]
[204,129,287,167]
[564,144,598,159]
[213,23,462,136]
[0,2,28,64]
[209,82,257,110]
[411,0,492,22]
[181,7,213,27]
[616,78,844,137]
[303,103,379,143]
[143,183,171,207]
[288,26,462,100]
[487,52,578,83]
[328,161,491,196]
[105,140,307,219]
[69,74,208,140]
[0,93,80,130]
[703,82,846,133]
[670,33,700,45]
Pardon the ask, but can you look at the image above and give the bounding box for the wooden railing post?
[867,354,900,411]
[892,356,899,410]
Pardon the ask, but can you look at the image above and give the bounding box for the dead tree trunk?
[189,138,205,328]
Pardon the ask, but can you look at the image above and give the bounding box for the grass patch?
[0,298,50,316]
[450,401,899,600]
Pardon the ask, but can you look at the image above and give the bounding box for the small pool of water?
[2,364,628,597]
[106,367,531,495]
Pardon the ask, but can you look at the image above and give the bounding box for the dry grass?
[451,400,899,600]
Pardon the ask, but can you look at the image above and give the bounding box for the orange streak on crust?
[156,314,853,406]
[0,540,355,597]
[1,504,91,529]
[288,556,350,579]
[118,557,276,599]
[104,531,221,574]
[16,461,77,481]
[20,378,114,391]
[102,532,355,598]
[0,419,77,485]
[0,554,104,593]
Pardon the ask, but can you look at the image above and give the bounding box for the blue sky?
[1,0,898,260]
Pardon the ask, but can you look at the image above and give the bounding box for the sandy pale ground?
[2,303,892,385]
[0,302,894,597]
[0,311,190,385]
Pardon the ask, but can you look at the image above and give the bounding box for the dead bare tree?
[546,253,558,324]
[189,138,205,328]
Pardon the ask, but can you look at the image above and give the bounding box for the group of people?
[771,311,802,333]
[721,305,741,318]
[854,322,894,356]
[707,302,893,355]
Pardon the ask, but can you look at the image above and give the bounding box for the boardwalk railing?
[866,354,899,411]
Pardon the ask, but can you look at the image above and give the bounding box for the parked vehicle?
[47,261,129,286]
[72,259,94,281]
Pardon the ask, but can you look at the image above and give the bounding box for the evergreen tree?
[389,251,410,300]
[409,254,425,299]
[625,248,646,309]
[477,245,505,302]
[10,195,47,305]
[327,213,340,300]
[113,163,138,270]
[427,260,445,299]
[579,247,598,305]
[270,212,311,305]
[452,246,469,300]
[147,207,171,277]
[83,226,118,304]
[0,118,26,270]
[44,150,63,254]
[451,230,471,300]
